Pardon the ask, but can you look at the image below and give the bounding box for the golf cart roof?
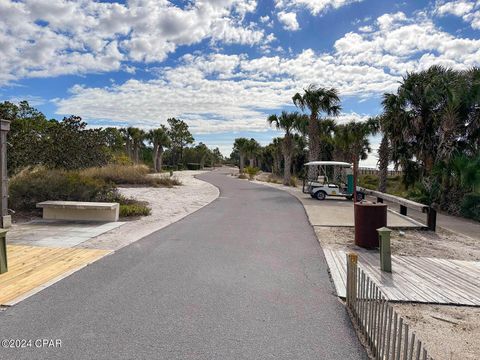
[304,161,352,167]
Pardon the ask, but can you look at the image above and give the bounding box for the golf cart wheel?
[315,191,326,200]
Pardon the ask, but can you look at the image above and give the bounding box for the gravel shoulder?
[77,170,219,250]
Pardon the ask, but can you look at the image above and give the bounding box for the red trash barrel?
[354,201,387,248]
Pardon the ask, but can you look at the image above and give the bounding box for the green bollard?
[0,229,7,274]
[377,227,392,273]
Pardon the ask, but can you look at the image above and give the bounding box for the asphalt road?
[0,169,366,360]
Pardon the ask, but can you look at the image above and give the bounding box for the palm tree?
[267,111,303,185]
[334,119,379,201]
[245,138,261,168]
[148,126,170,172]
[233,138,250,173]
[293,85,341,177]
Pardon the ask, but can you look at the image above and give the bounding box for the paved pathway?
[0,169,366,360]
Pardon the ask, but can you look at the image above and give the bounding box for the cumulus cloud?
[55,10,480,136]
[435,0,480,29]
[277,11,301,30]
[275,0,363,15]
[0,0,271,84]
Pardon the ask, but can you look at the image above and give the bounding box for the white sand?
[77,170,219,250]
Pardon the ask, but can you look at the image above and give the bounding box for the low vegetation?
[358,174,407,198]
[9,166,173,218]
[9,167,117,211]
[244,166,260,180]
[119,198,151,218]
[80,164,181,188]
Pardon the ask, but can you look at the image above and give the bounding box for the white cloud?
[435,0,480,29]
[55,11,480,137]
[275,0,363,15]
[277,11,301,31]
[0,0,271,85]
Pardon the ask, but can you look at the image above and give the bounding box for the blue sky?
[1,0,480,166]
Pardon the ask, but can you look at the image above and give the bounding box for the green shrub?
[460,193,480,221]
[120,203,151,217]
[244,166,260,180]
[358,174,378,189]
[80,164,149,184]
[152,175,182,187]
[358,174,408,197]
[186,163,201,170]
[289,176,298,187]
[9,167,117,211]
[81,164,181,187]
[238,173,248,179]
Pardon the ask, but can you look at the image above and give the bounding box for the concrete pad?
[301,198,423,228]
[251,181,424,229]
[7,220,126,248]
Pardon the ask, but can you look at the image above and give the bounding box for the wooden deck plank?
[323,247,480,306]
[358,253,429,302]
[397,256,480,301]
[0,245,111,305]
[392,256,475,305]
[323,249,346,297]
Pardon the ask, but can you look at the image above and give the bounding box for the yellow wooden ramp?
[0,245,111,305]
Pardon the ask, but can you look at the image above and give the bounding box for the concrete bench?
[37,201,119,222]
[359,188,437,231]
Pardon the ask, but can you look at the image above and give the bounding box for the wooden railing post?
[427,207,437,231]
[346,253,358,309]
[377,227,392,273]
[0,229,8,274]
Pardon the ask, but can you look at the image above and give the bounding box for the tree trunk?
[283,153,292,186]
[152,144,159,172]
[250,158,255,167]
[307,114,320,179]
[283,135,293,186]
[239,153,245,173]
[134,145,140,164]
[378,135,389,192]
[157,148,164,172]
[125,138,132,161]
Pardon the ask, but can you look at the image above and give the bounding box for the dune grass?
[80,164,181,187]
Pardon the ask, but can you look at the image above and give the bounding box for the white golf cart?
[302,161,365,201]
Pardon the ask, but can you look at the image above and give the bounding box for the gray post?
[377,227,392,272]
[0,119,10,228]
[0,229,7,273]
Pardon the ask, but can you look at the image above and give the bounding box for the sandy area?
[391,303,480,360]
[314,226,480,261]
[77,170,219,250]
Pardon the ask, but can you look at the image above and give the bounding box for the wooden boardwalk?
[324,248,480,306]
[0,245,111,305]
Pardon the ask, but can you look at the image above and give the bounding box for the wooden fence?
[359,168,403,176]
[346,253,434,360]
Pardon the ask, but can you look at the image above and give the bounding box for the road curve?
[0,169,366,360]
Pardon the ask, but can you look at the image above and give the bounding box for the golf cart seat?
[317,175,327,184]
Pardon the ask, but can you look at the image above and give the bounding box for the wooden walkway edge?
[324,247,480,306]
